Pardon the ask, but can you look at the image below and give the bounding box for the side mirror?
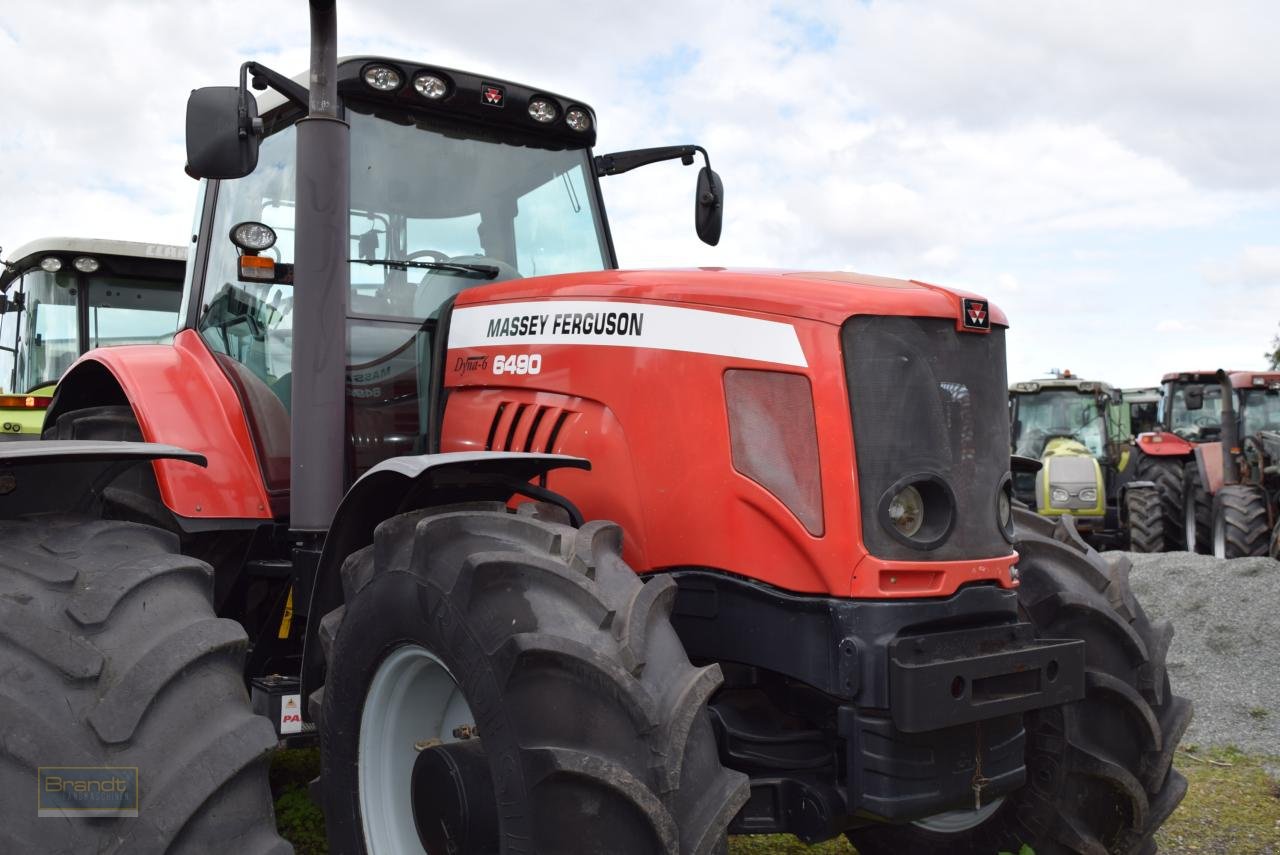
[1184,384,1204,411]
[185,86,260,180]
[695,166,723,246]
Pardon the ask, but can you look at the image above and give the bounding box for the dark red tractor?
[0,3,1188,852]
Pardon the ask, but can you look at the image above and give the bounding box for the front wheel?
[1125,487,1165,553]
[848,510,1191,855]
[1135,454,1185,548]
[1182,463,1212,554]
[314,505,748,854]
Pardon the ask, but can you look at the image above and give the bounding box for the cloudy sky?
[2,0,1279,386]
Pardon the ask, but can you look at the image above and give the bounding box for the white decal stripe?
[448,300,807,368]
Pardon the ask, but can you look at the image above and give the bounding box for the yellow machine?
[0,237,186,438]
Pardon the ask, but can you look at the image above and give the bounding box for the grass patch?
[273,747,1280,854]
[1157,746,1280,854]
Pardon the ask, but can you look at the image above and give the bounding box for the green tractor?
[1118,386,1161,438]
[0,238,186,439]
[1010,376,1165,551]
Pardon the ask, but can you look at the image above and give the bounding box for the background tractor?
[1009,376,1164,551]
[1119,386,1161,438]
[0,237,185,439]
[1134,369,1280,552]
[0,3,1189,853]
[1181,370,1280,558]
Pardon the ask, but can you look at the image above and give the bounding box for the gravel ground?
[1106,549,1280,754]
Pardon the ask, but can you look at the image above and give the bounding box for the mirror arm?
[595,144,711,177]
[241,62,310,113]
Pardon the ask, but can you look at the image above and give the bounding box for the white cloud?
[1,0,1279,389]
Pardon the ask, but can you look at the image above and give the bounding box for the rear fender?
[1192,442,1224,495]
[1135,431,1194,457]
[299,451,590,710]
[0,440,206,518]
[45,329,273,522]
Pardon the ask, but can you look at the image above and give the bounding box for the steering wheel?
[405,249,449,264]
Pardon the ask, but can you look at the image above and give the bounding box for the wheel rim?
[359,644,475,855]
[1184,498,1197,552]
[1213,510,1226,559]
[912,796,1005,833]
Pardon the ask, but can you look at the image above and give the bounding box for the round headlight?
[230,221,277,252]
[565,107,591,132]
[528,97,557,123]
[1050,487,1070,505]
[363,64,402,92]
[1078,487,1098,504]
[413,73,448,100]
[996,474,1016,542]
[39,257,62,273]
[887,485,924,537]
[73,256,99,273]
[878,474,956,550]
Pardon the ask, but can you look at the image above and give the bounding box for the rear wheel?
[314,505,748,854]
[848,509,1191,855]
[1125,487,1165,553]
[1135,454,1185,548]
[0,516,288,853]
[1182,463,1212,554]
[1211,484,1270,558]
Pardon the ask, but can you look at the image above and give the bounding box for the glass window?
[87,277,182,348]
[1241,389,1280,434]
[1167,382,1221,439]
[17,269,79,391]
[0,285,18,393]
[1011,390,1107,458]
[197,99,611,478]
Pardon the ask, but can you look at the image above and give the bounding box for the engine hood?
[453,267,1008,328]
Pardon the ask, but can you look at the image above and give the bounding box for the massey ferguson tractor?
[0,237,185,438]
[1134,368,1280,553]
[0,3,1189,852]
[1009,376,1164,551]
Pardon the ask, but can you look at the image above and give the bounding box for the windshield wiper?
[348,258,500,279]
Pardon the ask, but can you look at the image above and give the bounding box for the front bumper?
[671,573,1086,829]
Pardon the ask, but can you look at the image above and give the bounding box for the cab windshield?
[1164,382,1222,439]
[5,268,181,393]
[1012,389,1106,458]
[198,101,611,481]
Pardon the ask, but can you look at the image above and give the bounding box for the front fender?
[299,451,590,711]
[45,329,273,522]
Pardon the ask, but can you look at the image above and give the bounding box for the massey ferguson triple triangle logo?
[481,83,505,107]
[961,298,990,331]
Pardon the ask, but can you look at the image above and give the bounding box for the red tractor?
[1134,368,1280,552]
[1,3,1188,852]
[1187,370,1280,558]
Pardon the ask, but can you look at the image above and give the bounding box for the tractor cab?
[184,58,718,492]
[0,237,185,437]
[1157,371,1226,440]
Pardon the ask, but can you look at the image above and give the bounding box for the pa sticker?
[961,298,990,330]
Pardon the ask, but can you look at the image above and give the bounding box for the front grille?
[842,316,1011,560]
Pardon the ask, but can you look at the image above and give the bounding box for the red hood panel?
[453,268,1009,327]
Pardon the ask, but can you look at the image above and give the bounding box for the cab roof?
[1009,377,1118,395]
[1160,370,1280,389]
[1,237,187,292]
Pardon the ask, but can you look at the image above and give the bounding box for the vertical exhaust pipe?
[291,0,349,531]
[1217,369,1239,486]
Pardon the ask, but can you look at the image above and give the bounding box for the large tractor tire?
[314,505,748,854]
[1125,487,1165,553]
[849,509,1191,855]
[1269,519,1280,560]
[0,516,289,854]
[1211,484,1270,558]
[1181,463,1212,554]
[1135,454,1185,549]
